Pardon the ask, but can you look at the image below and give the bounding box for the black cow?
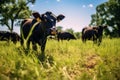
[57,32,76,41]
[0,31,20,44]
[82,26,107,45]
[21,11,65,52]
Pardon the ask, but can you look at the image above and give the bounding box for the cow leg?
[25,40,30,49]
[12,37,17,44]
[58,37,60,42]
[82,35,86,43]
[32,42,37,51]
[93,35,97,44]
[37,38,47,53]
[1,36,5,40]
[98,36,102,46]
[82,35,84,42]
[20,37,24,47]
[13,40,17,44]
[68,38,70,41]
[20,38,30,50]
[83,37,86,43]
[41,38,47,53]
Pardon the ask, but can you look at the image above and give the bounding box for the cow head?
[41,11,65,28]
[41,11,65,35]
[97,26,107,35]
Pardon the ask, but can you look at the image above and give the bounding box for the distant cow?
[57,32,76,41]
[82,26,107,45]
[0,31,20,44]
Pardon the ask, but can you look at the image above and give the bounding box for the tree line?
[90,0,120,37]
[0,0,120,38]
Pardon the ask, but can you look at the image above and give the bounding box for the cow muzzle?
[50,28,57,35]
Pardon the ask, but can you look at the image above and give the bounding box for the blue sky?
[0,0,108,34]
[28,0,108,32]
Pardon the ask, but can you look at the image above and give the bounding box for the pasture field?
[0,38,120,80]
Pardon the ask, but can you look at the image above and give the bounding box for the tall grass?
[0,38,120,80]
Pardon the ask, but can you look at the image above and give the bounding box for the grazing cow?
[82,26,107,45]
[21,11,65,52]
[0,31,20,44]
[57,32,76,41]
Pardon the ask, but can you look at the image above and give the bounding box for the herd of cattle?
[82,25,107,46]
[0,11,106,52]
[0,31,20,44]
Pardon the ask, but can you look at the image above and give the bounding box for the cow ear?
[32,12,41,19]
[57,14,65,22]
[45,11,52,15]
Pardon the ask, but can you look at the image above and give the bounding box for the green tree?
[65,28,74,34]
[0,0,36,32]
[74,32,81,39]
[90,0,120,37]
[56,26,63,32]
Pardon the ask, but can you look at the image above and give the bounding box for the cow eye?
[50,19,54,22]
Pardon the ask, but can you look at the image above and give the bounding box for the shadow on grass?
[37,52,55,68]
[17,47,55,68]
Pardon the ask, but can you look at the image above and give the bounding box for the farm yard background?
[0,0,120,80]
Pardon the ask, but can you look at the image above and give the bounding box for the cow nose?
[53,26,56,29]
[50,27,57,35]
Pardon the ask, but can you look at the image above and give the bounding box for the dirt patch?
[84,54,102,69]
[60,54,102,80]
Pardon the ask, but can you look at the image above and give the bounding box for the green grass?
[0,38,120,80]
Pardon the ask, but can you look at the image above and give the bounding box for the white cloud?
[88,4,93,8]
[82,5,86,8]
[82,4,94,8]
[56,0,61,2]
[30,4,34,7]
